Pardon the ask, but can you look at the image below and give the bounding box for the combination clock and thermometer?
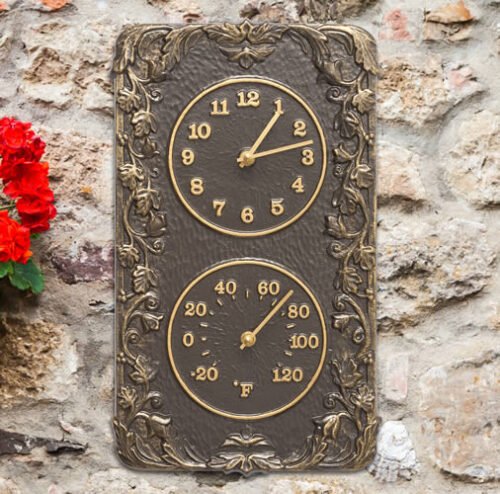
[114,21,376,474]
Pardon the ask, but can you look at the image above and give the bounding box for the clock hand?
[249,140,314,160]
[237,105,284,168]
[240,289,294,350]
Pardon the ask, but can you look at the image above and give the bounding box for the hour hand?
[237,103,284,168]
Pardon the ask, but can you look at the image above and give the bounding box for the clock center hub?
[238,149,256,168]
[240,330,256,348]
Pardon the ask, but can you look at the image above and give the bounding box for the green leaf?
[8,260,44,294]
[0,262,12,278]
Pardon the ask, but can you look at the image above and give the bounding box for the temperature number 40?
[214,280,237,295]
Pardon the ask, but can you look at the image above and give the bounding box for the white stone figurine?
[368,421,419,482]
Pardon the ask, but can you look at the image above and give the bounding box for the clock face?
[167,260,327,420]
[168,77,327,237]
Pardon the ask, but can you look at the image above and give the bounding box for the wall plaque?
[114,21,377,474]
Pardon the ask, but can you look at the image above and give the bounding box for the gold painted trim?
[167,259,328,420]
[168,76,328,237]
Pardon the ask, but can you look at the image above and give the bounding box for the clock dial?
[167,260,327,420]
[168,77,327,237]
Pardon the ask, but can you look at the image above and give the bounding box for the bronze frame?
[114,21,377,474]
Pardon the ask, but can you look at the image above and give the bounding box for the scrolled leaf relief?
[114,20,376,473]
[209,432,283,473]
[204,20,287,69]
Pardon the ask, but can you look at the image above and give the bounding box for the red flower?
[0,118,45,180]
[3,162,53,200]
[0,117,56,234]
[16,197,57,234]
[0,210,32,264]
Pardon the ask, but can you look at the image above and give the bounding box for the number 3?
[301,148,314,166]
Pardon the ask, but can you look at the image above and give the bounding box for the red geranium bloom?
[16,196,57,233]
[3,162,52,201]
[0,118,46,179]
[0,210,32,264]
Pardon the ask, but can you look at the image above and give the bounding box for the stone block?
[382,353,409,404]
[378,141,426,205]
[378,218,496,332]
[378,55,483,128]
[440,110,500,207]
[423,0,475,42]
[419,351,500,482]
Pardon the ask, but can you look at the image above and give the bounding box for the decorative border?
[114,20,377,474]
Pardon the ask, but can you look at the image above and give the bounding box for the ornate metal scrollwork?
[114,20,377,474]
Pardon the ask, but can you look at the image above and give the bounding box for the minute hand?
[250,140,314,160]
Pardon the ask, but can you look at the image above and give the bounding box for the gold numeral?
[287,303,310,319]
[271,198,285,216]
[210,99,230,116]
[274,98,284,114]
[188,122,211,140]
[290,333,319,350]
[190,177,204,195]
[301,148,314,166]
[184,301,207,317]
[214,279,237,295]
[212,199,226,217]
[182,332,195,348]
[272,367,304,383]
[193,366,219,382]
[291,176,305,194]
[241,206,254,224]
[257,280,280,297]
[237,90,260,108]
[181,149,195,166]
[293,120,307,137]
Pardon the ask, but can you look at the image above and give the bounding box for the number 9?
[181,149,195,166]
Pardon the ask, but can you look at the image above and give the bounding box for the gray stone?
[0,317,62,407]
[378,141,426,205]
[382,353,409,404]
[50,241,113,284]
[83,82,113,115]
[0,478,21,494]
[241,0,299,21]
[377,217,496,331]
[20,82,73,109]
[423,0,475,42]
[378,55,483,128]
[419,351,500,483]
[440,110,500,207]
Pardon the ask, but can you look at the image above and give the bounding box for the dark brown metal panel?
[113,21,377,475]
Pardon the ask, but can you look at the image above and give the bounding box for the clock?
[168,259,327,420]
[115,21,377,475]
[168,77,327,236]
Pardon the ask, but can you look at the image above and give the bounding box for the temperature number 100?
[290,333,320,350]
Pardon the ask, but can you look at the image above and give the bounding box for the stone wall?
[0,0,499,493]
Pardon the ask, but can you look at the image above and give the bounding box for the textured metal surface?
[114,21,377,475]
